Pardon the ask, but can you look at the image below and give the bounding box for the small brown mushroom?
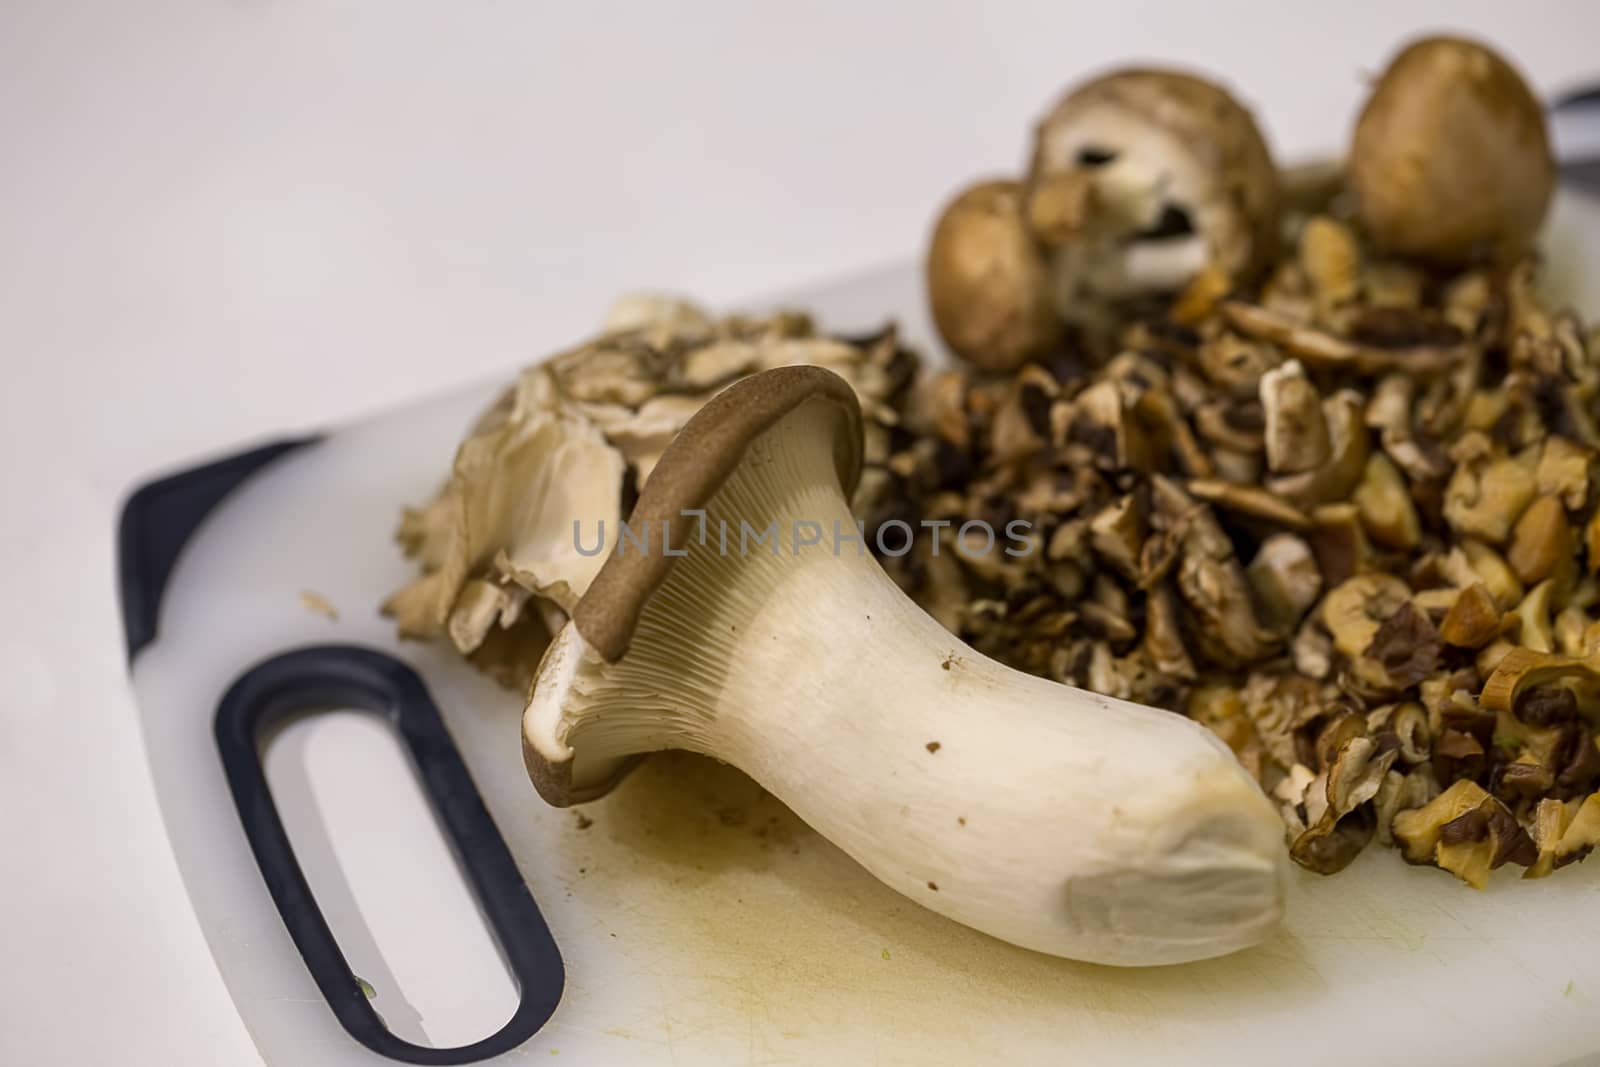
[1349,36,1554,265]
[926,179,1062,372]
[1193,400,1267,454]
[1027,68,1281,304]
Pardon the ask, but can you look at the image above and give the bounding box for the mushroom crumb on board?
[886,36,1600,888]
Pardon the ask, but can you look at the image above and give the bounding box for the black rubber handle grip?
[215,645,564,1064]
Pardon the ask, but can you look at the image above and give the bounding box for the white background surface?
[2,3,1597,1064]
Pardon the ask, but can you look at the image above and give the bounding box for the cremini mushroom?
[523,367,1287,966]
[926,179,1062,372]
[1026,68,1280,313]
[1349,36,1554,265]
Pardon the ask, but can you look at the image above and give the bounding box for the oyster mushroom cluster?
[386,296,914,688]
[888,37,1600,884]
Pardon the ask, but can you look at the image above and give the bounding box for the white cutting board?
[128,193,1600,1067]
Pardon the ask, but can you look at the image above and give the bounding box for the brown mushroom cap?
[1349,36,1553,265]
[1027,68,1281,283]
[573,365,862,662]
[925,179,1062,373]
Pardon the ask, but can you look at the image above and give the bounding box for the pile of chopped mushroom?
[386,296,914,689]
[389,33,1600,889]
[886,36,1600,884]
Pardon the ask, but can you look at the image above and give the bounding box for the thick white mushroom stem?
[525,395,1287,966]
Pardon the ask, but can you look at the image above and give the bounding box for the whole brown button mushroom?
[1025,68,1281,311]
[925,179,1062,373]
[1349,36,1554,265]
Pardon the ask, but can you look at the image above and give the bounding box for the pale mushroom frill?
[385,297,912,687]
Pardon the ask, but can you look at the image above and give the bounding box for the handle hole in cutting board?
[261,708,520,1050]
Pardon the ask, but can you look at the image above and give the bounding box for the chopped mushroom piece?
[1513,579,1558,654]
[1247,534,1322,631]
[1444,540,1525,611]
[1553,793,1600,866]
[1524,797,1576,878]
[1268,391,1371,507]
[1439,583,1502,649]
[1187,479,1311,531]
[1363,602,1444,692]
[1260,360,1329,474]
[1536,436,1594,510]
[1432,794,1537,888]
[926,180,1061,372]
[1480,647,1600,714]
[1220,301,1465,376]
[1392,781,1493,863]
[1353,453,1422,549]
[1307,504,1373,588]
[1506,495,1572,584]
[1088,495,1145,580]
[1443,435,1537,544]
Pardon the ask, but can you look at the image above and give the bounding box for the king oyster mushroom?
[1349,36,1554,265]
[524,366,1288,966]
[1025,68,1280,314]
